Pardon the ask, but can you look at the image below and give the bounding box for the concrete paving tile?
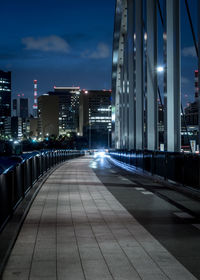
[79,246,104,261]
[57,266,85,280]
[124,246,165,272]
[57,252,81,263]
[11,242,35,256]
[30,260,56,278]
[76,236,98,247]
[34,241,56,253]
[82,259,113,280]
[103,255,141,280]
[4,255,32,270]
[33,247,56,261]
[118,238,140,248]
[2,269,30,280]
[17,233,37,244]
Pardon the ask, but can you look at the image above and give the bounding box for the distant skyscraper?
[79,90,112,148]
[38,95,59,139]
[13,97,29,118]
[0,70,11,138]
[33,80,38,118]
[4,117,23,140]
[49,87,80,135]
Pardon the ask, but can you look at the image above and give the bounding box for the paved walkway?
[2,156,197,280]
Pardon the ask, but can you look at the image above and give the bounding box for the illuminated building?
[49,87,80,135]
[4,117,23,140]
[184,71,200,127]
[33,80,38,118]
[79,90,112,148]
[0,70,11,138]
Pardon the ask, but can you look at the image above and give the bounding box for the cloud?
[82,43,110,59]
[22,35,70,53]
[182,46,196,57]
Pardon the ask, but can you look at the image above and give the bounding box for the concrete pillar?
[146,0,157,150]
[166,0,181,152]
[135,0,144,150]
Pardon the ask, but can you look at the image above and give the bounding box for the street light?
[157,66,164,73]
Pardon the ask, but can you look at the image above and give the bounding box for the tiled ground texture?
[2,156,197,280]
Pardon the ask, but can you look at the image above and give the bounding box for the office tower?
[0,70,11,138]
[13,97,29,118]
[38,95,59,139]
[33,80,38,118]
[4,117,23,140]
[49,87,80,135]
[79,90,112,148]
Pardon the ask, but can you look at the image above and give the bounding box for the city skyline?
[0,0,115,104]
[0,0,198,107]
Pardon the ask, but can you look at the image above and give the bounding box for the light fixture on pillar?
[157,66,164,73]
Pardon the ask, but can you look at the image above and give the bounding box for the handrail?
[0,149,84,232]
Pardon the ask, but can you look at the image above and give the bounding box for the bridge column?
[135,0,144,150]
[166,0,181,152]
[146,0,157,151]
[127,0,135,150]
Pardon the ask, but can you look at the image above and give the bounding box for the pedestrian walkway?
[2,156,197,280]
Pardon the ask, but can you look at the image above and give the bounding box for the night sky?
[0,0,198,110]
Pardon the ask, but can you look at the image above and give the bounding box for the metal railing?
[110,150,200,189]
[0,149,83,232]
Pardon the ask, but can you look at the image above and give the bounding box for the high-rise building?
[33,80,38,118]
[79,90,112,148]
[0,70,11,138]
[38,95,59,139]
[4,117,23,140]
[184,70,200,126]
[13,97,29,118]
[49,87,80,135]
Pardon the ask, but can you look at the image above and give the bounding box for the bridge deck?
[2,156,198,280]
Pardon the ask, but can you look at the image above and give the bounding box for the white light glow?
[157,66,164,73]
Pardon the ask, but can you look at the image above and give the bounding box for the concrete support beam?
[135,0,143,150]
[166,0,181,152]
[146,0,157,151]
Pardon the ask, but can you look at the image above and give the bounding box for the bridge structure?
[112,0,200,152]
[1,1,200,280]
